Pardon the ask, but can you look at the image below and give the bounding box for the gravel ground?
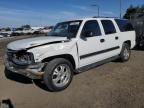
[0,37,144,108]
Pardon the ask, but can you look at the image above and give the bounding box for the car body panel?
[5,17,136,79]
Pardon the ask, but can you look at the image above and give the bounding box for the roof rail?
[93,16,119,18]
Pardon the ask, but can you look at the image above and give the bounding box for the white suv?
[5,18,136,91]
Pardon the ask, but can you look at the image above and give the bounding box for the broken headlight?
[12,50,35,66]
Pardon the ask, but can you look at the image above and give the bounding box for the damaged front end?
[5,49,44,79]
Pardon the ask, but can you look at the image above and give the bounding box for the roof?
[69,17,125,22]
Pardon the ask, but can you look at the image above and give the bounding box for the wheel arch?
[42,54,76,69]
[123,40,131,48]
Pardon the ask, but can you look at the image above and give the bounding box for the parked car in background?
[12,28,33,36]
[0,33,11,38]
[40,26,53,34]
[0,34,4,38]
[12,26,43,36]
[0,27,12,37]
[0,25,53,37]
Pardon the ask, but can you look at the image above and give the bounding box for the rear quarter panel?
[119,31,136,49]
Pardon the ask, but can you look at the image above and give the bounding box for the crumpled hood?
[7,36,68,50]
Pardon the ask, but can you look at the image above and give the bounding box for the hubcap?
[52,64,71,87]
[123,48,129,60]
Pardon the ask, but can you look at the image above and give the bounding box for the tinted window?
[101,20,116,35]
[81,20,101,37]
[115,19,134,32]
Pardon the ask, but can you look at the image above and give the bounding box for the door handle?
[100,39,105,43]
[115,36,119,40]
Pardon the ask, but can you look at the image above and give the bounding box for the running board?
[77,55,119,73]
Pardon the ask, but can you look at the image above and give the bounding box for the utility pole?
[91,4,100,17]
[120,0,122,18]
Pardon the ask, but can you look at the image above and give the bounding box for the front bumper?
[5,59,44,79]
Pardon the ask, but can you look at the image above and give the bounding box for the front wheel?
[43,58,73,92]
[120,43,131,62]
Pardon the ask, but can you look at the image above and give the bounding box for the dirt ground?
[0,37,144,108]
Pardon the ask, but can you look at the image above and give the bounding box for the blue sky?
[0,0,143,27]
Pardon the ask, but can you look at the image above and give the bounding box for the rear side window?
[101,20,116,35]
[115,19,134,32]
[81,20,101,37]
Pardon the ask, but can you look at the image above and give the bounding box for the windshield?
[48,20,82,38]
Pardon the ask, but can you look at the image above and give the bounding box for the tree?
[123,5,136,19]
[21,25,31,30]
[123,5,144,19]
[5,27,11,31]
[141,5,144,12]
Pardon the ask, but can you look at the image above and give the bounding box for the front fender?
[28,40,79,68]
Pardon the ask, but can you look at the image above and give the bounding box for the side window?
[81,20,101,37]
[115,19,134,32]
[101,20,116,35]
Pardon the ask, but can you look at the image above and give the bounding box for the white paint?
[6,17,136,70]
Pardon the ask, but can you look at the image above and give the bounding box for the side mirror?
[82,31,93,38]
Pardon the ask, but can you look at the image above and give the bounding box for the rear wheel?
[120,43,131,62]
[43,58,73,92]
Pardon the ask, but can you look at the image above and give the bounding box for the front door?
[77,20,107,67]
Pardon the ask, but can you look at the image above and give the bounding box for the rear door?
[100,19,121,58]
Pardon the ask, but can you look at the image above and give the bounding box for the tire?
[120,43,131,62]
[4,67,12,78]
[43,58,73,92]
